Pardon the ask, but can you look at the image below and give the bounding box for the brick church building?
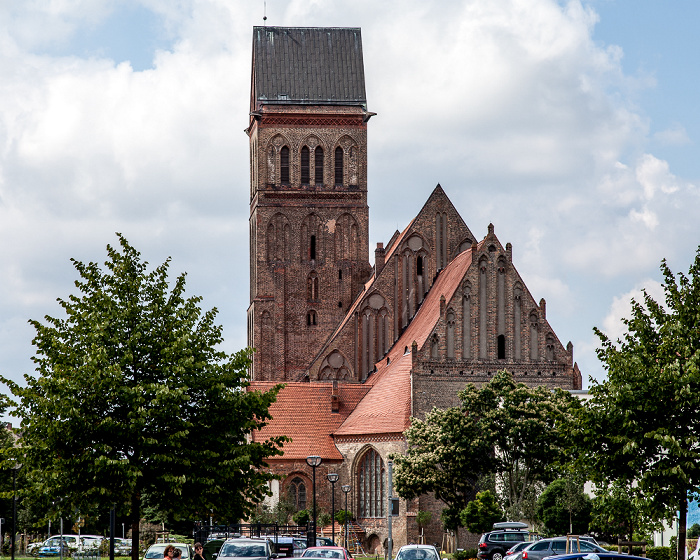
[246,26,582,553]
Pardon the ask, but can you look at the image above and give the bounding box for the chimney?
[506,242,512,262]
[540,298,546,319]
[375,242,386,275]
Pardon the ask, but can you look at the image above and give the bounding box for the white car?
[144,543,195,560]
[394,545,441,560]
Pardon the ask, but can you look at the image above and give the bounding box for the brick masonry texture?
[246,26,582,554]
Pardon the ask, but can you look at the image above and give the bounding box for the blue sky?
[0,0,699,401]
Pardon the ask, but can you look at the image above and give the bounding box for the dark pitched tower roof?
[251,26,367,107]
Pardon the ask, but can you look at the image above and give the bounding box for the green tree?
[0,235,286,560]
[578,248,700,557]
[393,371,579,529]
[461,371,580,521]
[536,478,591,536]
[393,402,496,530]
[588,479,662,542]
[689,524,700,539]
[460,490,504,534]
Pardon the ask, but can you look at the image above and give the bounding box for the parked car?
[203,540,225,560]
[80,535,104,551]
[504,541,534,560]
[394,544,441,560]
[144,543,195,560]
[114,538,132,556]
[543,554,633,560]
[522,538,612,560]
[32,535,81,557]
[301,546,353,560]
[478,522,532,560]
[215,537,277,560]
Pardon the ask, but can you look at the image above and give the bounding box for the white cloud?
[0,0,699,393]
[599,279,665,343]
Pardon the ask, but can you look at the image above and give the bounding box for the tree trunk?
[679,492,688,560]
[131,493,141,560]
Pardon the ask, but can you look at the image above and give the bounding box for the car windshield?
[396,549,439,560]
[303,550,344,559]
[219,544,267,558]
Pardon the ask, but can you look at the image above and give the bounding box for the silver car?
[216,538,277,560]
[394,545,441,560]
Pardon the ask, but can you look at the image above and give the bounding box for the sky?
[1,0,699,397]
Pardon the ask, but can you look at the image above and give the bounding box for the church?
[245,26,582,553]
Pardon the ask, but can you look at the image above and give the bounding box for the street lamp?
[306,456,322,547]
[341,484,351,550]
[11,463,21,560]
[327,473,339,544]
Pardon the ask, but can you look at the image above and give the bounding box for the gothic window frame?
[280,146,290,185]
[287,476,308,511]
[314,146,324,185]
[358,447,385,518]
[301,146,310,185]
[307,310,318,326]
[335,146,344,186]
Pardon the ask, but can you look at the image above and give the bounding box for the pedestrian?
[174,548,183,560]
[163,545,175,560]
[194,543,205,560]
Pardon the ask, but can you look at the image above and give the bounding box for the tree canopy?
[0,235,286,559]
[393,371,579,529]
[536,478,591,536]
[577,247,700,556]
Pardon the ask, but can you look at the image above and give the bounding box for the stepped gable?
[334,248,476,437]
[307,185,475,382]
[248,381,370,460]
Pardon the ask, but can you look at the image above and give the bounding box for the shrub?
[454,549,477,560]
[647,546,672,560]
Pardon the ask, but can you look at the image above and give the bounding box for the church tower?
[247,27,374,381]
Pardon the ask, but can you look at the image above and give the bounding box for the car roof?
[546,555,633,560]
[398,545,437,549]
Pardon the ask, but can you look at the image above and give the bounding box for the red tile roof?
[248,382,371,460]
[336,248,475,436]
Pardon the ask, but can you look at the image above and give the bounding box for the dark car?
[478,522,532,560]
[522,538,612,560]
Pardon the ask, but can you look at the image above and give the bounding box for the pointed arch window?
[301,146,310,184]
[308,272,319,301]
[288,477,307,511]
[307,310,318,326]
[358,448,385,518]
[280,146,290,184]
[335,146,344,186]
[314,147,324,185]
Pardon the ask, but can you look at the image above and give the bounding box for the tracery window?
[358,448,385,518]
[288,477,307,511]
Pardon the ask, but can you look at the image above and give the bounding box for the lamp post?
[341,485,350,551]
[306,456,322,547]
[327,473,339,544]
[11,466,17,560]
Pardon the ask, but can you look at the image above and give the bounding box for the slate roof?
[252,27,367,106]
[248,381,371,460]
